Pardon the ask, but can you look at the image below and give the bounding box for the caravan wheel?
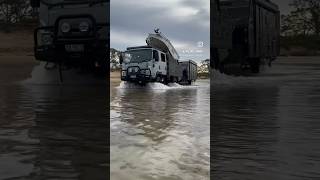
[250,58,260,73]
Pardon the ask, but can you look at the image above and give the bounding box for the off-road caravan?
[120,30,197,85]
[212,0,280,75]
[30,0,109,80]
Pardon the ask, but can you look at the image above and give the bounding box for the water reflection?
[111,81,210,180]
[0,81,108,179]
[212,84,280,179]
[212,57,320,179]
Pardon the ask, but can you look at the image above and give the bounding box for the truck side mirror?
[30,0,40,8]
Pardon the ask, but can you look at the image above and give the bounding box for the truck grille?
[127,67,140,75]
[57,17,94,38]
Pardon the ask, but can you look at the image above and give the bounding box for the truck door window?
[153,50,159,62]
[161,53,166,62]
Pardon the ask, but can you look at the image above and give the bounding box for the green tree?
[283,0,320,36]
[110,48,121,70]
[198,59,210,77]
[0,0,32,24]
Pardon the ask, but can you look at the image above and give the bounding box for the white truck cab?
[121,47,168,83]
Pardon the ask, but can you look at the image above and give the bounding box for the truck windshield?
[126,49,152,63]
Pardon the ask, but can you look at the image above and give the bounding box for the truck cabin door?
[153,50,167,75]
[159,52,167,75]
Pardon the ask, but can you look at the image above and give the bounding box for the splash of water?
[211,68,284,87]
[117,81,198,90]
[211,69,239,85]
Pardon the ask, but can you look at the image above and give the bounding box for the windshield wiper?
[40,0,108,9]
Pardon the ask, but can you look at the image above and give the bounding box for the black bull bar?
[34,20,109,64]
[121,67,152,83]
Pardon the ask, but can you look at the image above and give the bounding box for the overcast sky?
[278,0,292,15]
[110,0,210,63]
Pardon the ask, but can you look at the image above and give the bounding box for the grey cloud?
[110,0,210,62]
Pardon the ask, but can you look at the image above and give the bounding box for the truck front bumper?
[121,68,152,83]
[34,23,108,66]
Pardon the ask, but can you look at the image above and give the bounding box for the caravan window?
[153,50,159,61]
[161,53,166,62]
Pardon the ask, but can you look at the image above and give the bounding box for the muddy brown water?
[3,56,317,180]
[0,61,108,179]
[110,80,210,180]
[212,56,320,180]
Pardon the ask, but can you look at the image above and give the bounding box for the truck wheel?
[163,77,168,85]
[213,48,219,70]
[251,58,260,73]
[219,62,225,73]
[268,58,272,67]
[160,76,166,83]
[170,76,174,83]
[156,75,161,82]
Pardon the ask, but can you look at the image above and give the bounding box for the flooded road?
[110,80,210,180]
[212,57,320,180]
[0,61,108,179]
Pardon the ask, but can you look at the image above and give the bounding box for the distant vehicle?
[212,0,280,75]
[30,0,109,81]
[120,30,197,85]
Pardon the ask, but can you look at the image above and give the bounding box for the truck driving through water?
[30,0,109,81]
[211,0,280,75]
[120,30,197,85]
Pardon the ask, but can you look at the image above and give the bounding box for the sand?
[0,30,34,57]
[0,30,39,82]
[110,71,121,88]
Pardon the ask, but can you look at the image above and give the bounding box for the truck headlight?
[79,21,90,32]
[41,33,53,45]
[61,22,71,33]
[122,71,126,77]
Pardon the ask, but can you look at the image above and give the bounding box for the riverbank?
[110,71,121,88]
[0,56,36,84]
[0,30,34,57]
[0,29,37,84]
[280,35,320,56]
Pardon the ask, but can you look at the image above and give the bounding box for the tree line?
[0,0,35,25]
[281,0,320,36]
[280,0,320,55]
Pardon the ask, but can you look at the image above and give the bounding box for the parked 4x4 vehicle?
[30,0,109,80]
